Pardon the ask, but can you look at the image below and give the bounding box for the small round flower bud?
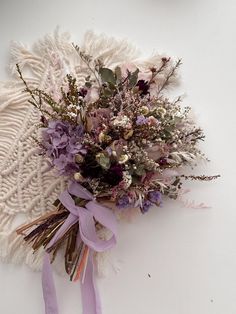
[98,132,105,143]
[140,106,149,115]
[123,129,133,139]
[156,107,166,117]
[74,172,84,182]
[75,154,84,163]
[118,154,129,164]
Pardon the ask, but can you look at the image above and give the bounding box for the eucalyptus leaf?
[115,66,122,82]
[108,82,116,90]
[99,68,116,85]
[96,152,111,170]
[103,88,113,97]
[135,165,146,176]
[173,116,182,124]
[128,69,139,88]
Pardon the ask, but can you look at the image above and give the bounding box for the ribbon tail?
[42,254,59,314]
[80,251,101,314]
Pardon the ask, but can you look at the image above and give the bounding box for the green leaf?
[114,66,122,82]
[107,82,116,90]
[103,88,113,97]
[128,69,139,88]
[135,165,146,176]
[96,152,111,170]
[99,68,116,85]
[173,116,182,124]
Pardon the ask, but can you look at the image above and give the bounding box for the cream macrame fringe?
[0,29,172,273]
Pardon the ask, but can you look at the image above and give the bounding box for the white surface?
[0,0,235,314]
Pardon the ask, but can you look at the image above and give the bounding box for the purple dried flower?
[41,120,86,175]
[52,133,68,149]
[136,115,147,126]
[66,137,86,155]
[141,200,152,213]
[117,194,131,208]
[53,154,68,171]
[47,121,68,136]
[69,124,84,137]
[148,190,162,204]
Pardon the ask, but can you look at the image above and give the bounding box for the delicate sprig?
[180,174,221,181]
[157,59,182,95]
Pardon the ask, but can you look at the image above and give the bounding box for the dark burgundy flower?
[136,80,150,96]
[103,164,123,186]
[158,157,168,166]
[78,88,88,98]
[80,152,102,178]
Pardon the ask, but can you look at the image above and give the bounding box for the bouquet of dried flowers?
[16,46,219,314]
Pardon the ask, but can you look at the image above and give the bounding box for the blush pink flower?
[84,87,99,103]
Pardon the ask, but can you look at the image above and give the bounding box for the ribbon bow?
[42,182,117,314]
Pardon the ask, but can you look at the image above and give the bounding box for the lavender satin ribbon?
[42,182,117,314]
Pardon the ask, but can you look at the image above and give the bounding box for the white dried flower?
[118,154,129,164]
[119,171,132,189]
[75,154,84,163]
[156,107,166,117]
[74,172,85,182]
[112,115,131,128]
[140,106,149,115]
[68,111,77,118]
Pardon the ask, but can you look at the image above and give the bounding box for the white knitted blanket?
[0,30,170,272]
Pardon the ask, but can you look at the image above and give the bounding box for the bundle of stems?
[16,201,89,282]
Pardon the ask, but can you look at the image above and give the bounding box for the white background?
[0,0,235,313]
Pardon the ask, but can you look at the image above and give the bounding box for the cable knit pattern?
[0,29,171,272]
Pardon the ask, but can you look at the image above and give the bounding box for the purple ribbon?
[42,182,117,314]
